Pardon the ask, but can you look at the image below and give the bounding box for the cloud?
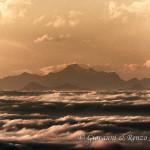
[34,34,70,43]
[144,59,150,68]
[92,62,150,80]
[121,64,140,72]
[33,15,46,25]
[40,63,77,75]
[52,16,66,28]
[40,64,68,75]
[68,11,83,18]
[107,0,150,23]
[1,113,150,148]
[45,11,83,28]
[108,1,121,20]
[0,0,31,24]
[46,16,66,28]
[68,20,79,27]
[46,17,79,28]
[0,91,150,149]
[33,34,54,43]
[1,90,150,116]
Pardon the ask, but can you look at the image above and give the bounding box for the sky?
[0,0,150,80]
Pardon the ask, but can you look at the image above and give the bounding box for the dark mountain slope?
[0,64,149,90]
[23,82,48,91]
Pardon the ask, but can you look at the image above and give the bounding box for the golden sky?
[0,0,150,79]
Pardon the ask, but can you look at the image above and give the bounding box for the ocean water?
[0,90,150,150]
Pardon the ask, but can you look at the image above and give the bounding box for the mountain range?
[0,64,149,91]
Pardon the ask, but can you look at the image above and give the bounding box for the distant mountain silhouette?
[23,82,84,91]
[49,83,82,91]
[126,78,139,86]
[140,78,150,89]
[42,64,125,90]
[0,72,41,90]
[129,84,147,90]
[0,64,150,90]
[23,82,48,91]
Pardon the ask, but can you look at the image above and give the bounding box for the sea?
[0,90,150,150]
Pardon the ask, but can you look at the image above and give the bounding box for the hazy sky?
[0,0,150,79]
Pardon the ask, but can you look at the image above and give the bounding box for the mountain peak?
[23,81,47,91]
[20,72,31,76]
[63,64,84,72]
[87,67,96,73]
[66,64,82,69]
[64,64,96,73]
[20,72,39,77]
